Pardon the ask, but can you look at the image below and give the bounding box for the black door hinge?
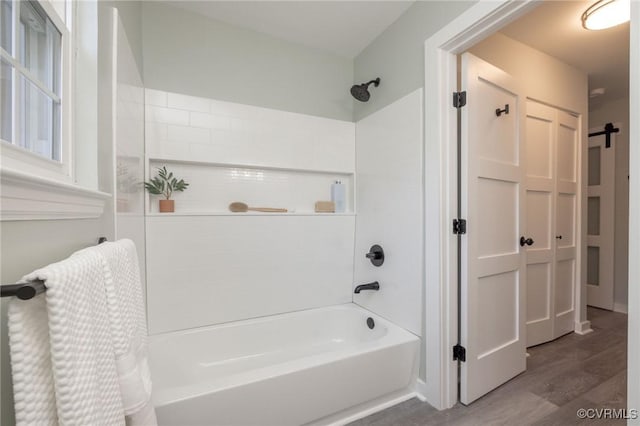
[453,91,467,108]
[453,219,467,235]
[453,344,466,362]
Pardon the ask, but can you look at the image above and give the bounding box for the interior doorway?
[456,0,630,406]
[421,0,638,411]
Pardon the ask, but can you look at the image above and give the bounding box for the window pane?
[588,196,600,236]
[588,146,601,186]
[1,58,11,141]
[19,74,60,160]
[1,0,11,53]
[587,246,600,286]
[19,1,61,94]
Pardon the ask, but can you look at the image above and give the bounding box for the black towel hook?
[495,104,509,117]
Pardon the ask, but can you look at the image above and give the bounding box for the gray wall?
[353,1,476,121]
[141,2,353,121]
[590,97,630,312]
[0,220,107,425]
[0,2,144,423]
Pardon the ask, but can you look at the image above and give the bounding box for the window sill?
[1,168,111,221]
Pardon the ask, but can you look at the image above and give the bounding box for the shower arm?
[363,78,380,88]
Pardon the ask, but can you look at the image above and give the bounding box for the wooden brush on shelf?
[229,202,288,213]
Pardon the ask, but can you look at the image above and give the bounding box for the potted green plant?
[144,166,189,213]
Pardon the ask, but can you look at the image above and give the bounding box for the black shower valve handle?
[366,245,385,267]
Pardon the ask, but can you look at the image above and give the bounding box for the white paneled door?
[524,101,555,346]
[586,125,616,310]
[459,53,526,404]
[525,101,580,347]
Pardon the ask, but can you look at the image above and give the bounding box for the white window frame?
[1,0,109,220]
[1,0,72,181]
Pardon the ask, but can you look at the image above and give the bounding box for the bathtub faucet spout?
[354,281,380,294]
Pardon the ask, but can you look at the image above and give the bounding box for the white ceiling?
[164,1,415,58]
[500,0,629,109]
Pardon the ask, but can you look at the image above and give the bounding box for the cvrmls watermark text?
[576,408,638,420]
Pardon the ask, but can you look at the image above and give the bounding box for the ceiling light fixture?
[582,0,630,30]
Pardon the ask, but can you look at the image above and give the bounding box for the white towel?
[94,240,157,426]
[8,249,125,425]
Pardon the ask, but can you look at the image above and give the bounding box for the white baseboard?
[415,379,428,402]
[415,377,450,409]
[575,320,593,335]
[315,388,417,426]
[614,303,628,314]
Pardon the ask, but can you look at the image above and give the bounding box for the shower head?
[350,78,380,102]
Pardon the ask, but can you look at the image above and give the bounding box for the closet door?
[524,102,579,346]
[524,102,556,347]
[553,111,579,339]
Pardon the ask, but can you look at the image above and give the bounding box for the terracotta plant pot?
[159,199,175,213]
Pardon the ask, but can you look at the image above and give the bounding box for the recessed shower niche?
[144,89,356,215]
[146,159,354,215]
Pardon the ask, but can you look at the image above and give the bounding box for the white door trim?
[422,0,639,411]
[627,2,640,422]
[422,0,538,409]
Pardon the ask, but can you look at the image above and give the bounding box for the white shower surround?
[144,89,356,332]
[143,88,426,423]
[149,304,419,425]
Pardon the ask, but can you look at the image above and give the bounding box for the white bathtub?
[149,303,419,426]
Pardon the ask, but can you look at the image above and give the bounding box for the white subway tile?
[146,216,355,333]
[189,112,212,128]
[188,143,217,160]
[145,105,189,125]
[145,122,168,142]
[147,93,356,172]
[145,89,167,107]
[230,118,243,132]
[211,129,231,145]
[190,112,231,130]
[212,100,260,120]
[167,124,210,144]
[168,92,210,113]
[209,99,231,116]
[160,142,188,160]
[145,137,161,157]
[211,115,231,130]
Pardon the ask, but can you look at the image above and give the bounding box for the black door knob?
[556,235,562,240]
[520,236,534,247]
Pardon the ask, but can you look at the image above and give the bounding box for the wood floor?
[350,307,627,426]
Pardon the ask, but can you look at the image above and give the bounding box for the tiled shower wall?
[145,89,355,171]
[144,89,356,334]
[353,89,424,336]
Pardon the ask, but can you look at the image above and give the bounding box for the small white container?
[331,181,346,213]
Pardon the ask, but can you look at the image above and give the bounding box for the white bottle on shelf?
[331,180,346,213]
